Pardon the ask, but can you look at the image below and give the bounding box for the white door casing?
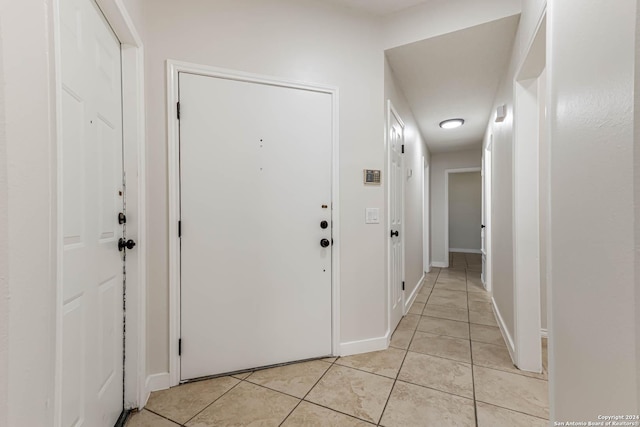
[387,101,404,332]
[481,150,486,284]
[512,12,546,373]
[58,0,124,424]
[444,168,481,267]
[423,159,430,273]
[482,138,493,292]
[178,71,334,380]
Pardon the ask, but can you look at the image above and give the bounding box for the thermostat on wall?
[364,169,381,185]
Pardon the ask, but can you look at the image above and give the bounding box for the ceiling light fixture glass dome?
[439,118,465,129]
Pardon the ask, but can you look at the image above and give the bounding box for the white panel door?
[481,151,486,284]
[388,104,404,332]
[179,72,333,380]
[60,0,124,425]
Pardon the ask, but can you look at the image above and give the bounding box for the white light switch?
[365,208,380,224]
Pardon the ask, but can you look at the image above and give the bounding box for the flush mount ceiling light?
[439,118,465,129]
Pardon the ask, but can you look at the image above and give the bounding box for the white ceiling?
[386,14,520,153]
[321,0,434,16]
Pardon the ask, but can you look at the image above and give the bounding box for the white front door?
[388,102,404,332]
[179,72,333,380]
[59,0,124,425]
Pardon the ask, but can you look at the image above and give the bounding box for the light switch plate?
[365,208,380,224]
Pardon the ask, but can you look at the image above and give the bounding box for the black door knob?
[320,238,330,248]
[118,238,136,252]
[481,224,486,229]
[320,220,329,229]
[390,230,399,238]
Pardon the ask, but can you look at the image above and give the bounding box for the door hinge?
[178,338,182,356]
[402,281,405,291]
[177,102,181,120]
[401,144,405,154]
[178,220,182,237]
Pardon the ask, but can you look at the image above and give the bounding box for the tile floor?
[127,252,549,426]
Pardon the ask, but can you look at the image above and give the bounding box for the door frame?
[444,167,482,267]
[423,157,430,273]
[52,0,147,421]
[166,60,341,387]
[511,8,546,373]
[482,138,493,292]
[386,100,405,330]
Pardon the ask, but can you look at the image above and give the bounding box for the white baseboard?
[339,333,389,357]
[449,248,482,254]
[143,373,171,407]
[432,261,447,268]
[540,328,548,338]
[403,273,425,314]
[492,297,516,363]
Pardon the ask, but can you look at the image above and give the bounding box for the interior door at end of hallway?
[179,72,333,380]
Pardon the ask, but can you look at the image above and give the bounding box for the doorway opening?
[444,168,482,268]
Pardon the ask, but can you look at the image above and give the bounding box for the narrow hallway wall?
[384,57,430,311]
[481,0,539,357]
[0,0,58,424]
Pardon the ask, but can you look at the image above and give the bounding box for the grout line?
[465,270,478,427]
[297,400,377,425]
[332,360,403,382]
[142,408,185,426]
[278,358,339,426]
[474,399,549,421]
[465,267,480,427]
[180,377,244,425]
[376,313,422,426]
[392,377,475,401]
[472,363,548,382]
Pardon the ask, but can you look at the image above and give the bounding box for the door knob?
[320,238,330,248]
[320,220,329,229]
[118,238,136,251]
[390,230,399,237]
[481,224,486,229]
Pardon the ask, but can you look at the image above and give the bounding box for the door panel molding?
[53,0,146,422]
[166,60,340,386]
[386,100,405,335]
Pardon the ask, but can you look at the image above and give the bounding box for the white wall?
[480,0,544,351]
[384,57,430,306]
[131,0,386,376]
[430,149,481,266]
[0,15,8,427]
[636,1,640,411]
[548,0,638,419]
[0,0,57,425]
[448,172,481,251]
[382,0,521,50]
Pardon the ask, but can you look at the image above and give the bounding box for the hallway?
[126,256,548,426]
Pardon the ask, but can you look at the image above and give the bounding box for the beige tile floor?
[127,252,548,426]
